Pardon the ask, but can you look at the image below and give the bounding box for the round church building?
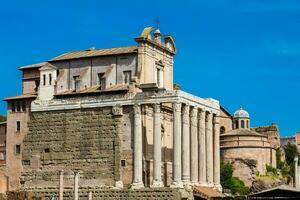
[220,107,276,187]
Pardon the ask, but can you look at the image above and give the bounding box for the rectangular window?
[11,101,15,112]
[73,75,80,91]
[97,73,105,90]
[22,101,26,112]
[123,71,131,84]
[16,121,20,132]
[157,68,161,87]
[43,74,46,86]
[34,80,40,92]
[15,145,21,155]
[156,67,164,87]
[49,74,52,85]
[16,101,21,112]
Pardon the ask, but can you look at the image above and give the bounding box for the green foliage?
[280,162,291,177]
[220,161,233,186]
[229,177,250,195]
[266,164,278,176]
[220,161,249,195]
[276,148,285,169]
[0,115,6,123]
[284,142,298,166]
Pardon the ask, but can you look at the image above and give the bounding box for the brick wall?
[21,107,122,188]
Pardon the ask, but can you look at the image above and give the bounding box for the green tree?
[0,115,6,122]
[284,142,298,166]
[220,161,249,195]
[276,148,284,169]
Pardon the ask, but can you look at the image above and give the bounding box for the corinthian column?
[206,112,214,185]
[190,107,198,184]
[182,104,190,184]
[171,103,183,188]
[213,115,222,191]
[198,109,207,185]
[131,104,144,189]
[152,103,163,187]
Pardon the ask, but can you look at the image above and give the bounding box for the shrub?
[220,161,249,195]
[266,164,278,176]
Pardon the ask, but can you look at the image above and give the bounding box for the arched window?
[241,120,245,128]
[220,126,226,134]
[235,120,239,129]
[247,120,249,128]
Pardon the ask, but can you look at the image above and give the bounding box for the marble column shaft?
[206,112,214,185]
[172,103,183,187]
[190,107,198,183]
[74,172,79,200]
[59,170,64,200]
[213,116,221,188]
[132,104,144,188]
[152,103,163,187]
[198,109,206,185]
[182,105,190,183]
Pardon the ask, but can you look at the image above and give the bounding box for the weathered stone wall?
[221,147,276,187]
[253,123,280,149]
[21,107,122,188]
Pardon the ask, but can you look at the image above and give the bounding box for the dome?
[234,106,250,118]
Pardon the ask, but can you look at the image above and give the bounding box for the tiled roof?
[4,93,37,101]
[19,62,47,70]
[193,186,224,199]
[50,46,138,61]
[221,128,266,137]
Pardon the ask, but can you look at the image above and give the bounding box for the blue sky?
[0,0,299,136]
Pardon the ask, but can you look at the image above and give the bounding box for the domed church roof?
[234,106,250,118]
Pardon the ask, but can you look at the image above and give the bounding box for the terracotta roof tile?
[50,46,138,61]
[193,186,224,199]
[19,62,47,70]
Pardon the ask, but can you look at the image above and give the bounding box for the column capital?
[133,104,141,115]
[182,104,190,114]
[173,102,182,112]
[206,111,213,122]
[153,103,161,113]
[191,107,198,117]
[213,116,220,124]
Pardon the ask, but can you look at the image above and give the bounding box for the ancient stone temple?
[4,26,222,199]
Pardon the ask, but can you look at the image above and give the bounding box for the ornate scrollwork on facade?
[112,104,123,116]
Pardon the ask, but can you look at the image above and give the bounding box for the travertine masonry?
[21,107,122,188]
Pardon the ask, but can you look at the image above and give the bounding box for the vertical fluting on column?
[182,104,190,184]
[198,109,207,185]
[74,172,79,200]
[213,115,222,191]
[152,103,163,187]
[59,170,64,200]
[171,102,183,188]
[206,112,214,185]
[131,104,144,189]
[190,107,198,184]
